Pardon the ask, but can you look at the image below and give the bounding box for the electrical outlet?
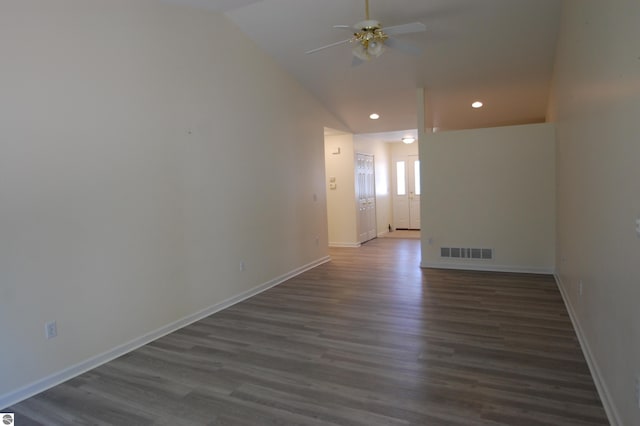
[45,321,57,339]
[239,261,245,272]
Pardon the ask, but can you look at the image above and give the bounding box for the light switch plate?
[45,321,57,339]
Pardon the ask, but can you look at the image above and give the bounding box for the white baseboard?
[420,260,554,275]
[0,256,331,410]
[328,242,361,248]
[553,273,621,426]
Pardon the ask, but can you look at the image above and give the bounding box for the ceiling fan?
[305,0,426,62]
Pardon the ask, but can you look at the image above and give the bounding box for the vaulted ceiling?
[164,0,562,137]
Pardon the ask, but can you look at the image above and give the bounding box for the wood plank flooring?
[9,238,608,425]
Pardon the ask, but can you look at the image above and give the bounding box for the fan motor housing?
[355,19,381,31]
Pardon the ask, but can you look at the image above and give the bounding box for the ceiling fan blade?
[384,22,426,36]
[385,37,422,56]
[305,38,351,55]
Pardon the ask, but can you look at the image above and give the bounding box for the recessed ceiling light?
[402,137,416,144]
[472,101,483,109]
[369,113,380,120]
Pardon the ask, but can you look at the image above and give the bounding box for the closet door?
[356,153,376,243]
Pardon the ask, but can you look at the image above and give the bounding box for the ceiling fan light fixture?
[350,20,388,61]
[352,40,385,60]
[402,137,416,144]
[367,40,384,57]
[305,0,426,61]
[352,43,370,61]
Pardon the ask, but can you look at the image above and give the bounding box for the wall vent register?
[440,247,493,260]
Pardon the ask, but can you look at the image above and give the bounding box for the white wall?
[0,0,343,407]
[550,1,640,424]
[354,137,392,236]
[420,123,556,273]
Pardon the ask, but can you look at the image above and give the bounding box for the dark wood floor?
[9,238,608,425]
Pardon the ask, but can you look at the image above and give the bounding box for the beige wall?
[324,133,358,246]
[390,141,419,158]
[550,1,640,424]
[0,0,343,406]
[420,123,556,273]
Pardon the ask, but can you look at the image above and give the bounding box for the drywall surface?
[0,0,341,404]
[550,1,640,424]
[325,133,358,246]
[420,123,556,273]
[390,141,419,158]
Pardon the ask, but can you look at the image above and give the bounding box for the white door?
[392,155,421,230]
[356,153,376,243]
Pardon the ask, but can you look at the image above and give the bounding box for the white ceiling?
[165,0,562,137]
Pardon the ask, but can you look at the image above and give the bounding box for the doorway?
[392,154,420,230]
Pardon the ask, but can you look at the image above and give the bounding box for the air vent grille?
[440,247,493,260]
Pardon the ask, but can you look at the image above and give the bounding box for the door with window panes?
[392,155,420,230]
